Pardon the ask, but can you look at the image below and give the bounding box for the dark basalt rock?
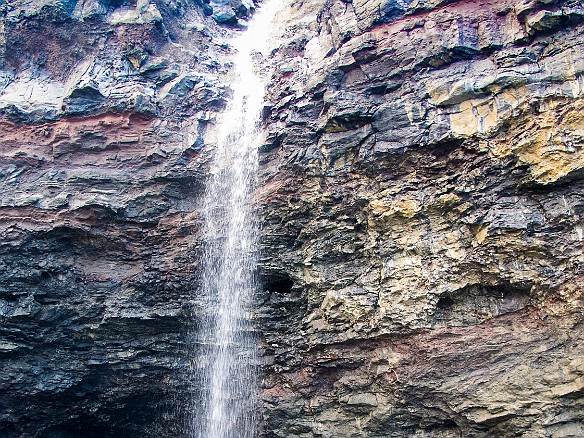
[62,86,105,115]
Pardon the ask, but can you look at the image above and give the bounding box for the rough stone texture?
[0,0,583,437]
[257,0,584,436]
[0,0,233,436]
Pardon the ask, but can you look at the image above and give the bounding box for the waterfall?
[192,2,280,437]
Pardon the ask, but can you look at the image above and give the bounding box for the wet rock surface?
[0,0,583,437]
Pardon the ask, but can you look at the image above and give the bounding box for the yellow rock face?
[369,196,421,221]
[424,41,584,184]
[493,98,584,184]
[450,97,499,136]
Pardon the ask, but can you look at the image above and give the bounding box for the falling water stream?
[193,2,280,437]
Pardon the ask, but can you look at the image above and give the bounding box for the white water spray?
[192,2,280,437]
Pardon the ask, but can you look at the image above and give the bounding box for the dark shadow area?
[261,272,294,295]
[433,283,532,327]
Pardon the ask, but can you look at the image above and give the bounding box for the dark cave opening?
[433,283,532,326]
[260,272,294,295]
[436,295,455,310]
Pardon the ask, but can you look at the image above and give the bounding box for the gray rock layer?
[0,0,583,437]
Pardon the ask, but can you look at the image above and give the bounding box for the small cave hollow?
[256,270,305,325]
[260,271,294,295]
[433,283,532,327]
[436,295,454,310]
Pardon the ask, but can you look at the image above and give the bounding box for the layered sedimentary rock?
[0,1,234,436]
[257,0,584,436]
[0,0,583,437]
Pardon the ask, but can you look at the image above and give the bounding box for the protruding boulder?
[62,85,105,114]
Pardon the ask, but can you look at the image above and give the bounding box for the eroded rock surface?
[0,1,232,436]
[257,0,584,436]
[0,0,583,437]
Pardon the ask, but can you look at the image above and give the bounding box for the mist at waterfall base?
[186,2,280,438]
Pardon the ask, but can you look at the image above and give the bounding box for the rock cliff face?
[257,0,584,436]
[0,0,583,437]
[0,1,233,436]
